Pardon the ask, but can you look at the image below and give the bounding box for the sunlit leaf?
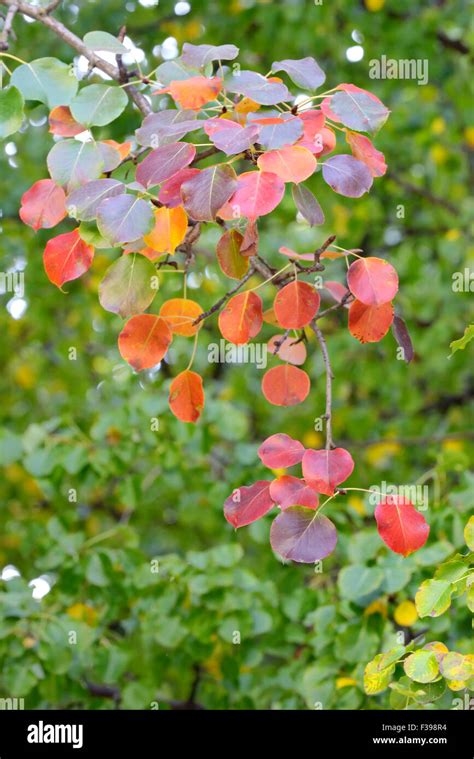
[218,291,263,344]
[48,105,85,137]
[261,365,310,406]
[330,89,390,133]
[415,579,452,618]
[165,76,222,110]
[257,146,317,183]
[159,298,203,337]
[158,168,201,207]
[143,205,188,254]
[20,179,66,231]
[218,170,285,220]
[274,281,320,328]
[43,229,94,288]
[404,651,439,684]
[347,256,398,306]
[348,299,394,343]
[249,113,302,150]
[118,314,172,371]
[267,335,307,365]
[169,370,204,423]
[0,86,24,140]
[345,131,387,177]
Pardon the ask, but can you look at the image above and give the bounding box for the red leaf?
[348,299,394,343]
[258,433,305,468]
[224,480,274,528]
[302,447,354,496]
[158,168,200,208]
[218,170,285,220]
[347,256,398,306]
[20,179,67,231]
[270,507,337,563]
[218,291,263,345]
[274,280,320,329]
[168,369,204,423]
[43,229,94,288]
[136,142,196,189]
[118,314,173,371]
[270,476,319,510]
[261,365,310,406]
[375,496,430,556]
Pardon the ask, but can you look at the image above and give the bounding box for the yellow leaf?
[144,206,188,254]
[67,603,98,626]
[394,600,418,627]
[365,598,388,617]
[336,677,357,689]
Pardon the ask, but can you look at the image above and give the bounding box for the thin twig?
[310,319,334,450]
[192,266,256,326]
[0,2,17,50]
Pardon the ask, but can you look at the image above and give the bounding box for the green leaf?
[70,84,128,127]
[98,253,157,318]
[11,57,78,108]
[83,31,128,53]
[439,652,472,681]
[450,324,474,355]
[364,654,396,695]
[338,564,385,602]
[0,86,24,140]
[415,579,452,618]
[464,516,474,551]
[47,139,105,191]
[403,650,439,683]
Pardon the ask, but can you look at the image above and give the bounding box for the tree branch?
[310,319,334,449]
[192,265,256,326]
[0,0,152,115]
[0,1,17,50]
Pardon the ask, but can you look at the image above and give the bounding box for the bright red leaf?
[43,229,94,288]
[270,476,319,510]
[375,496,430,556]
[224,480,274,528]
[218,170,285,220]
[258,433,305,469]
[273,280,320,328]
[20,179,67,231]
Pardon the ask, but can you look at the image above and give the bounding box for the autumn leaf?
[218,291,263,345]
[347,256,398,306]
[159,298,203,337]
[43,228,94,288]
[20,179,67,231]
[261,365,310,406]
[143,205,188,254]
[118,314,173,371]
[302,447,355,496]
[169,369,205,423]
[273,281,320,329]
[375,496,430,556]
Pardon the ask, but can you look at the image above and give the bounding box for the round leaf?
[70,84,128,127]
[98,253,157,317]
[270,508,337,563]
[261,365,310,407]
[168,370,204,423]
[118,315,173,371]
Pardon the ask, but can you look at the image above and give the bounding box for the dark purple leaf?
[136,142,196,188]
[272,57,326,91]
[97,195,154,245]
[330,90,390,133]
[226,70,291,105]
[392,315,414,363]
[182,43,239,69]
[292,184,325,225]
[224,481,274,528]
[270,507,338,563]
[322,155,373,198]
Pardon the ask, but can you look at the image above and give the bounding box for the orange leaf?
[348,299,394,343]
[166,76,222,110]
[144,205,188,254]
[274,281,320,329]
[218,291,263,345]
[102,139,132,160]
[257,146,317,183]
[43,229,94,288]
[261,365,310,406]
[159,298,203,337]
[48,105,85,137]
[20,179,66,231]
[118,314,173,371]
[169,369,204,423]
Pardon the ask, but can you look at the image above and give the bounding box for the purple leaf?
[136,142,196,188]
[272,57,326,91]
[322,155,373,198]
[249,112,303,150]
[97,194,154,245]
[292,184,325,225]
[181,164,237,221]
[182,43,239,69]
[135,109,201,148]
[330,90,390,133]
[66,179,125,222]
[270,507,338,563]
[226,71,291,106]
[392,315,414,363]
[208,121,260,155]
[224,481,274,528]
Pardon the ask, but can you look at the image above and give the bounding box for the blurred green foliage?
[0,0,472,709]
